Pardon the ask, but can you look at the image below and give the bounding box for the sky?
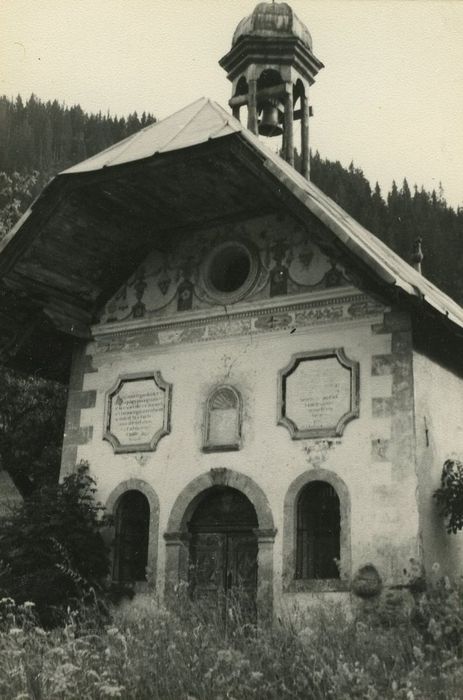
[1,0,462,208]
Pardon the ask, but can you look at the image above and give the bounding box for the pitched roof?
[60,97,463,332]
[63,98,242,174]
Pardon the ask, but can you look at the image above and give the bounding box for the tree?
[0,463,110,625]
[0,366,67,495]
[0,171,40,239]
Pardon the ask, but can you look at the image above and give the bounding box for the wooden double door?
[188,488,258,622]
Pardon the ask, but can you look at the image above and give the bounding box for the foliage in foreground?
[434,457,463,533]
[0,573,462,700]
[0,463,110,625]
[0,365,67,495]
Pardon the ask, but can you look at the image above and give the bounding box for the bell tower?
[219,2,323,179]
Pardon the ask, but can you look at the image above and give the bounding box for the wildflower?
[99,685,124,698]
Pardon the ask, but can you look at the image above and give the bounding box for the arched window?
[296,481,340,580]
[114,490,150,582]
[203,386,242,452]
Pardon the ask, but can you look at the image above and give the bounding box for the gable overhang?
[1,99,462,378]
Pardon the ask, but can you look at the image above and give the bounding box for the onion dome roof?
[232,2,313,50]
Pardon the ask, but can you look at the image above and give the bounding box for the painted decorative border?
[277,348,359,439]
[94,292,386,355]
[103,371,172,453]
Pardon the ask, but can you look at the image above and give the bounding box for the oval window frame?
[202,240,260,304]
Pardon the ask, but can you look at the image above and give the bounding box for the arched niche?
[106,479,160,589]
[164,469,276,622]
[283,469,351,592]
[203,385,242,452]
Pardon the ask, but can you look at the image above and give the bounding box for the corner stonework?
[60,342,98,477]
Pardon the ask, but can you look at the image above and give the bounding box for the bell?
[258,103,283,137]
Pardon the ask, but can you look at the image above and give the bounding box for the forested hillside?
[310,153,463,305]
[0,94,156,174]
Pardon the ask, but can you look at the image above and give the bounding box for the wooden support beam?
[301,95,310,180]
[15,261,101,301]
[43,307,92,339]
[284,87,294,166]
[247,79,258,135]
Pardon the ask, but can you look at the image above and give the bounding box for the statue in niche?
[203,385,242,452]
[177,257,196,311]
[131,267,147,318]
[324,261,344,288]
[177,279,194,311]
[270,240,290,297]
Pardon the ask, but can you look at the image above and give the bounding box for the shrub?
[434,457,463,533]
[0,462,110,624]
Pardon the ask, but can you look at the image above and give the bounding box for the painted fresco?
[98,214,350,325]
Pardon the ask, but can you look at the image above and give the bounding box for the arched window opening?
[234,76,248,97]
[296,481,340,579]
[203,386,242,452]
[257,68,283,91]
[114,490,150,582]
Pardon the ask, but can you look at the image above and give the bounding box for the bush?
[434,457,463,533]
[0,462,110,624]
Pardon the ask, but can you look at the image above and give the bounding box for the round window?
[204,241,259,303]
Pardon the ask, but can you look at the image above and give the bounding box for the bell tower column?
[301,94,310,178]
[284,85,294,166]
[247,79,259,135]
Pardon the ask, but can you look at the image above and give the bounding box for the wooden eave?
[1,97,462,378]
[0,135,280,375]
[219,36,324,83]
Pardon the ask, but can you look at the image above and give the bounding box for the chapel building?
[1,2,462,620]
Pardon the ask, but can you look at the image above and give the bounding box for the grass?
[0,577,462,700]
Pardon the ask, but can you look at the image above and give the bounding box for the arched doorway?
[188,486,258,619]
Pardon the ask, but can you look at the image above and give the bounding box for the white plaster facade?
[60,211,441,616]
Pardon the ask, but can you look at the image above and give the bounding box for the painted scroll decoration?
[278,348,359,439]
[104,371,172,453]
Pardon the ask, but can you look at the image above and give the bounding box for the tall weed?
[0,575,462,699]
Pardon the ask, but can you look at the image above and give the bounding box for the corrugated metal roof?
[32,97,463,332]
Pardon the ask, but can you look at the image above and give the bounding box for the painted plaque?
[104,372,172,453]
[278,349,359,439]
